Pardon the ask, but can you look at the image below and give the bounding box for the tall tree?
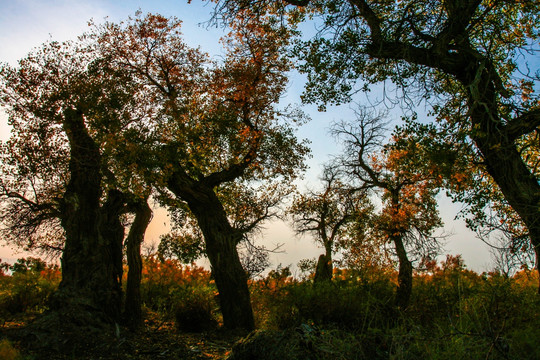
[215,0,540,290]
[94,13,309,330]
[0,41,132,327]
[332,108,444,308]
[0,38,154,336]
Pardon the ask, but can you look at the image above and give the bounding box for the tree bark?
[314,254,333,283]
[53,108,124,323]
[314,242,333,283]
[168,174,255,331]
[393,234,413,309]
[190,197,254,331]
[457,64,540,292]
[124,199,153,330]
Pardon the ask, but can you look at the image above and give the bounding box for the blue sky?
[0,0,494,272]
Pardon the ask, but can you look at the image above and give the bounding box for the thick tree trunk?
[124,200,153,330]
[393,234,412,309]
[314,243,333,283]
[314,254,332,283]
[167,175,255,331]
[189,197,255,331]
[54,108,124,323]
[98,189,126,315]
[460,66,540,292]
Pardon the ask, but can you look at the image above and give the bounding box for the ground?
[1,312,242,360]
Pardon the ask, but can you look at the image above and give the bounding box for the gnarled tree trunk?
[53,108,124,323]
[189,196,254,331]
[168,175,255,331]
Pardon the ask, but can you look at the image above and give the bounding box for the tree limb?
[202,134,261,188]
[506,108,540,142]
[347,0,385,41]
[435,0,482,51]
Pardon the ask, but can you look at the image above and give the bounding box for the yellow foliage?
[0,339,22,360]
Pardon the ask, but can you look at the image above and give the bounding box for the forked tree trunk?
[124,200,152,330]
[54,108,124,323]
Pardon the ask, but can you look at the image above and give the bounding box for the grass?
[0,256,538,359]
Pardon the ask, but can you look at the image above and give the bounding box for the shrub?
[0,259,60,322]
[0,338,22,360]
[173,285,218,332]
[139,256,212,315]
[138,256,219,330]
[253,270,395,331]
[249,261,540,359]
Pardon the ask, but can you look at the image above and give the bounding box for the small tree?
[289,166,371,282]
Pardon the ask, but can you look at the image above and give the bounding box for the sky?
[0,0,496,273]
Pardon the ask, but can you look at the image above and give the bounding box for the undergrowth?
[0,255,538,359]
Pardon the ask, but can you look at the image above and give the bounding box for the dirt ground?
[1,313,242,360]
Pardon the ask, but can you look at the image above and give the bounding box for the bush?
[139,257,212,313]
[0,259,60,322]
[173,285,218,332]
[227,327,366,360]
[253,269,395,330]
[248,262,540,359]
[0,339,23,360]
[0,339,22,360]
[288,280,395,330]
[138,256,219,330]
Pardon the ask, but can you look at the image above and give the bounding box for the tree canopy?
[0,11,311,332]
[215,0,540,288]
[90,12,310,330]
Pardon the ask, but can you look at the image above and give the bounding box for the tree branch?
[202,133,261,188]
[506,108,540,142]
[285,0,310,6]
[348,0,383,41]
[435,0,482,51]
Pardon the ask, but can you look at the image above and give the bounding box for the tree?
[395,115,538,278]
[332,108,444,308]
[93,13,309,330]
[0,38,153,335]
[289,166,371,282]
[0,41,121,326]
[216,0,540,291]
